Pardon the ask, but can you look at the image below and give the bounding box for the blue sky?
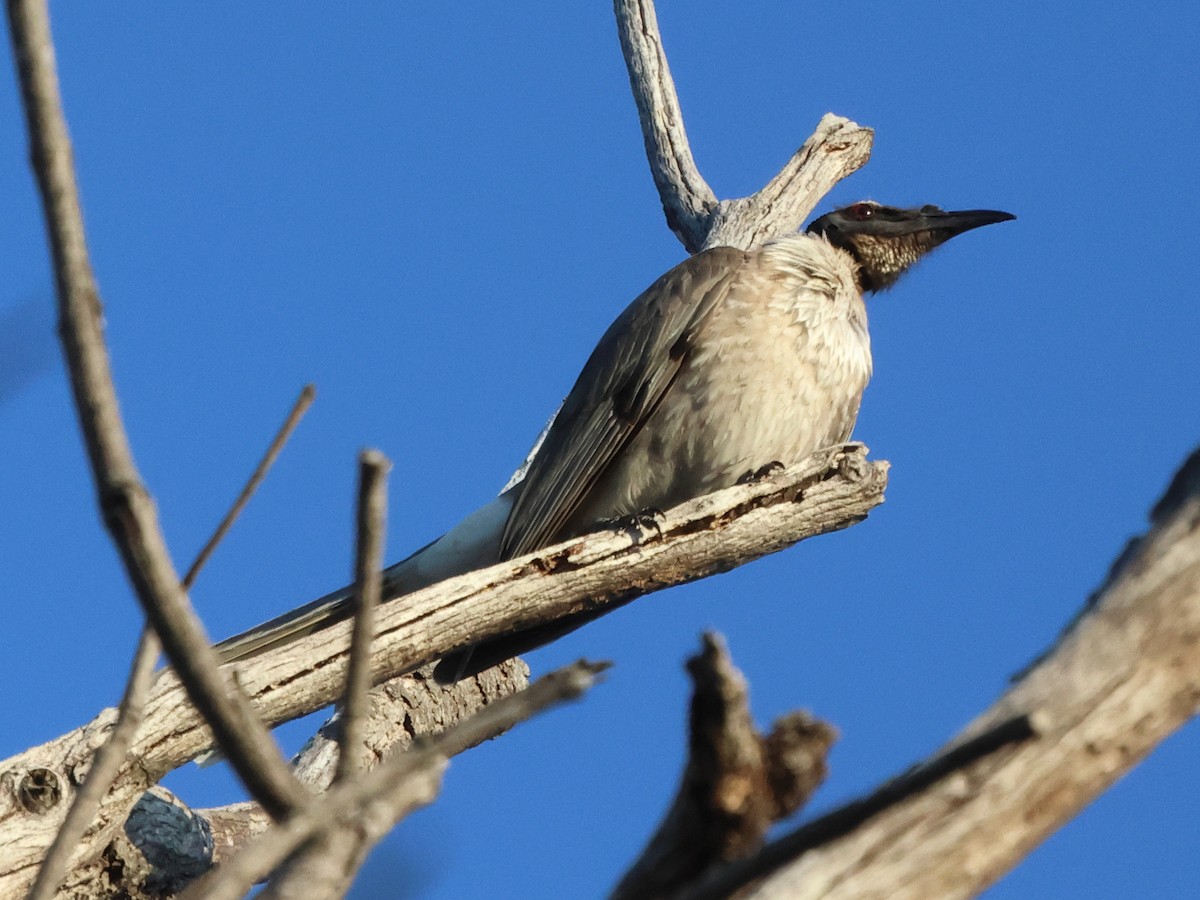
[2,3,1197,897]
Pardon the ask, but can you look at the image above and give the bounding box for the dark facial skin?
[807,201,1015,292]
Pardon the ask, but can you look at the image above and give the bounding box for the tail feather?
[213,492,515,665]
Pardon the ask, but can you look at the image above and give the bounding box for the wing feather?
[500,246,747,558]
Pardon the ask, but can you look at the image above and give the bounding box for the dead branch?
[202,659,530,862]
[25,628,160,900]
[0,445,886,896]
[613,0,873,253]
[688,445,1200,900]
[5,0,304,820]
[5,0,883,892]
[336,449,391,783]
[614,633,836,899]
[27,384,315,900]
[186,661,607,900]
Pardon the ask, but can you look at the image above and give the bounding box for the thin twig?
[28,390,315,899]
[25,627,160,900]
[336,449,391,783]
[186,660,609,900]
[184,384,315,587]
[6,0,305,818]
[681,714,1038,900]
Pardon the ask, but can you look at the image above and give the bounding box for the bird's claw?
[737,460,785,484]
[600,508,666,544]
[835,451,869,483]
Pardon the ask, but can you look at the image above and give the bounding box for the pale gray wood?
[699,447,1200,900]
[613,0,718,249]
[0,445,886,897]
[613,0,872,253]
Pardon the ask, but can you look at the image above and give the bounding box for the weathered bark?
[614,633,836,899]
[613,0,871,253]
[681,446,1200,900]
[0,446,886,896]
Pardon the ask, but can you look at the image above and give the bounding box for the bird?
[214,201,1014,676]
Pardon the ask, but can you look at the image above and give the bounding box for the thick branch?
[0,444,886,896]
[203,443,883,756]
[613,0,717,249]
[706,114,874,251]
[699,445,1200,899]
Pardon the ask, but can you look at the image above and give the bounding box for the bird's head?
[806,201,1015,293]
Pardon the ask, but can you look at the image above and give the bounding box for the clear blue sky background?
[2,3,1197,897]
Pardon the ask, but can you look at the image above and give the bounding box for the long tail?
[213,492,515,664]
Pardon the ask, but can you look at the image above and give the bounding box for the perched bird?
[215,201,1013,674]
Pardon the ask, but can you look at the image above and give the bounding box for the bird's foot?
[737,460,785,484]
[599,508,666,545]
[835,450,869,483]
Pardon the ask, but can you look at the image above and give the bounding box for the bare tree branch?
[683,714,1038,899]
[613,0,873,253]
[613,0,717,250]
[706,114,875,252]
[5,0,305,819]
[689,445,1200,900]
[26,627,160,900]
[210,444,883,754]
[336,449,391,783]
[200,659,529,865]
[614,632,836,900]
[85,664,531,896]
[27,383,317,899]
[7,1,875,893]
[187,661,607,900]
[184,384,315,586]
[0,444,885,896]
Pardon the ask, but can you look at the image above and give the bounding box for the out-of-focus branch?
[5,0,305,820]
[183,385,315,586]
[614,633,836,900]
[186,661,607,900]
[687,445,1200,900]
[25,627,160,900]
[221,449,395,900]
[336,449,391,783]
[202,659,530,865]
[26,383,316,899]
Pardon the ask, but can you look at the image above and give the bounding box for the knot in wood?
[17,767,63,814]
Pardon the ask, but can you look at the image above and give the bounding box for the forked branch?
[613,0,872,252]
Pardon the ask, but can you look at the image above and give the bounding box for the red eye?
[847,202,875,221]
